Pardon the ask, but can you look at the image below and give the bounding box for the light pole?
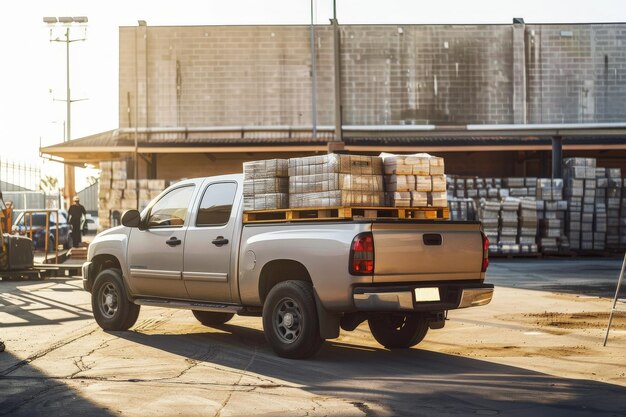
[43,16,88,209]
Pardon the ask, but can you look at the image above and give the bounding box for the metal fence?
[0,158,41,192]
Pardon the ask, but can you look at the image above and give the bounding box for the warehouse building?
[41,20,626,180]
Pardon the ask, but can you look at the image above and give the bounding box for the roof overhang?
[40,123,626,166]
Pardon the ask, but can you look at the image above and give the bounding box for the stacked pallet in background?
[564,158,597,251]
[499,197,520,254]
[98,160,169,231]
[606,168,622,249]
[381,153,447,208]
[288,154,383,208]
[518,198,539,253]
[479,200,500,253]
[536,178,568,253]
[243,159,289,210]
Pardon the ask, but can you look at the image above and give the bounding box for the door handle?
[423,234,442,246]
[212,236,229,247]
[166,237,182,246]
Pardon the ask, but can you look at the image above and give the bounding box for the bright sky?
[0,0,625,190]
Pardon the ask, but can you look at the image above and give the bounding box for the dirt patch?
[437,344,590,358]
[499,311,626,330]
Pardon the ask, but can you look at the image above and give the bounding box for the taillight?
[350,232,375,275]
[481,231,489,272]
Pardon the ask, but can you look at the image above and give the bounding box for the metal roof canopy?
[40,123,626,177]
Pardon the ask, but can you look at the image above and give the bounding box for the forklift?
[0,191,40,280]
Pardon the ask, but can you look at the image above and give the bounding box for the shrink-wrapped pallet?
[429,157,445,176]
[244,193,289,211]
[244,159,288,179]
[287,154,383,208]
[385,192,411,207]
[289,174,383,194]
[431,175,446,192]
[244,178,288,195]
[380,152,447,209]
[384,175,415,192]
[288,154,382,176]
[243,158,289,210]
[409,191,447,208]
[382,155,414,175]
[289,190,383,208]
[415,176,432,192]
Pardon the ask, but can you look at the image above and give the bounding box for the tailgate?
[371,221,484,283]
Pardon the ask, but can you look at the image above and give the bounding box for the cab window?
[146,186,195,228]
[196,182,237,227]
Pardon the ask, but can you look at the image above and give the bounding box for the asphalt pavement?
[0,259,625,416]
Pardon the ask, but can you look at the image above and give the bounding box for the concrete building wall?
[119,23,626,129]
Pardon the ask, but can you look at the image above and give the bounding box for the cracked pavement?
[1,259,626,416]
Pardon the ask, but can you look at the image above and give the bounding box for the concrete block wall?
[119,23,626,129]
[526,24,626,123]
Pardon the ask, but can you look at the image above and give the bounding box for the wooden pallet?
[243,206,449,223]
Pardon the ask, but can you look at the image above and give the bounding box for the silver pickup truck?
[82,174,493,358]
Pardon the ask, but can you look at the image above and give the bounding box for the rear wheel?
[263,281,322,359]
[192,310,234,326]
[91,269,140,331]
[368,313,429,349]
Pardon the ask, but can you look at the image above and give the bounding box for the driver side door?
[126,184,196,299]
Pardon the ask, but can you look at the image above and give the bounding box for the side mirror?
[121,209,142,228]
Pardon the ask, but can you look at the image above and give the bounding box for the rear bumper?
[353,282,494,312]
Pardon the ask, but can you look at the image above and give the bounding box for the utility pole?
[43,16,88,209]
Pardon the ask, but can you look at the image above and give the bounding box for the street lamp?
[43,16,88,209]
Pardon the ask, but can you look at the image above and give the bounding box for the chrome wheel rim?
[273,297,303,344]
[99,282,119,319]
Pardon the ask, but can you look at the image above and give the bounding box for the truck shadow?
[115,323,626,416]
[0,350,114,417]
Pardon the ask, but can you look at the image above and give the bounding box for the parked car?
[82,214,98,235]
[12,210,73,251]
[82,174,492,359]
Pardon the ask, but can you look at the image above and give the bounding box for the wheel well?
[258,259,312,303]
[92,254,122,277]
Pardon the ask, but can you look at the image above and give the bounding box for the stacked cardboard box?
[479,199,501,253]
[518,198,539,253]
[499,197,520,253]
[381,153,447,208]
[564,158,597,251]
[448,198,477,221]
[98,160,170,231]
[288,154,383,208]
[243,159,289,210]
[535,178,567,252]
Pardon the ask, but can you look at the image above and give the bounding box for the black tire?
[262,281,323,359]
[192,310,234,326]
[91,268,140,331]
[368,313,429,349]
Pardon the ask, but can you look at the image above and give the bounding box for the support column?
[512,20,527,124]
[552,135,563,179]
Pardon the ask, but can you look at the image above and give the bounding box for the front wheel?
[368,313,429,349]
[91,269,140,331]
[262,281,322,359]
[192,310,234,326]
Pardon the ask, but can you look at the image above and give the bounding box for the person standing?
[68,196,86,248]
